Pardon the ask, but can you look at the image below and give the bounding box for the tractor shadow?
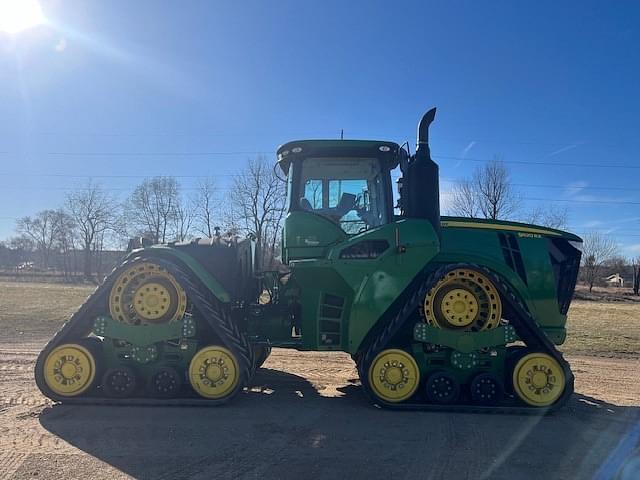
[37,367,640,480]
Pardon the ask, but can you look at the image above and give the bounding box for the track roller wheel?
[253,345,272,369]
[367,349,420,403]
[43,341,99,397]
[188,345,241,400]
[102,367,138,398]
[425,371,460,404]
[147,366,182,398]
[470,372,504,405]
[511,351,566,407]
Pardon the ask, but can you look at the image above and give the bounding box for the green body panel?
[438,218,570,343]
[142,245,232,303]
[282,211,348,262]
[284,217,439,353]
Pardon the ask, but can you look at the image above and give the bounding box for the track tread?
[34,254,255,406]
[357,262,574,414]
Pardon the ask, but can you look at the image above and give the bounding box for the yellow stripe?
[441,221,562,237]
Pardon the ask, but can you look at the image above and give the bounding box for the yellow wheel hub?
[368,349,420,403]
[109,262,187,324]
[512,352,565,407]
[133,281,172,320]
[440,288,478,327]
[423,268,502,331]
[43,344,96,397]
[189,346,240,399]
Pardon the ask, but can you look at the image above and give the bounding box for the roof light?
[292,147,303,153]
[379,145,391,152]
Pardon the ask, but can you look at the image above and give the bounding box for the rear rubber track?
[34,254,255,406]
[357,262,574,414]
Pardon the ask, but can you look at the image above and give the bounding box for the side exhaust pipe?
[402,108,441,240]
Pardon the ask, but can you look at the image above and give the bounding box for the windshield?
[296,157,388,234]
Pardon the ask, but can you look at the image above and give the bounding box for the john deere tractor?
[35,108,582,411]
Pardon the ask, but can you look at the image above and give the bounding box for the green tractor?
[35,108,582,411]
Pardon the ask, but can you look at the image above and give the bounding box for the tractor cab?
[277,108,440,263]
[277,140,404,261]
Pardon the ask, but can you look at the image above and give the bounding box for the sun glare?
[0,0,45,34]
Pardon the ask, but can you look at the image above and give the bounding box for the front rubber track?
[34,254,255,406]
[357,263,574,415]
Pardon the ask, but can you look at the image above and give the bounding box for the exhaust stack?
[402,107,441,239]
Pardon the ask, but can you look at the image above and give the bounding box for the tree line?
[1,154,637,294]
[0,156,285,281]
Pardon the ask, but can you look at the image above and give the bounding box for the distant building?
[604,273,624,287]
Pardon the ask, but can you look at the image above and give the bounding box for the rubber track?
[357,263,575,414]
[34,255,255,406]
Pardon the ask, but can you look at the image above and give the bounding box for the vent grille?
[318,293,344,348]
[548,239,582,314]
[498,233,527,285]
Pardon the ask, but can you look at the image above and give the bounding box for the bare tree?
[580,232,619,292]
[194,177,218,237]
[52,209,77,280]
[449,158,519,220]
[476,159,519,220]
[525,205,569,230]
[229,156,286,269]
[173,194,196,242]
[66,182,118,280]
[16,210,62,269]
[8,235,35,265]
[128,177,179,243]
[451,179,480,217]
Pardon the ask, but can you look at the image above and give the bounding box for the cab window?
[297,157,388,234]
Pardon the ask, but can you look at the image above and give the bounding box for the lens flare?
[0,0,46,34]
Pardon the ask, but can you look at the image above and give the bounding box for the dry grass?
[1,281,638,357]
[0,281,94,342]
[562,300,640,358]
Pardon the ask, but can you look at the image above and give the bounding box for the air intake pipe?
[403,107,441,239]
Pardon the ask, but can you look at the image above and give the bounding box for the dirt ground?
[0,282,639,479]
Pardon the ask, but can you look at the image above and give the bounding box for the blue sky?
[1,1,639,255]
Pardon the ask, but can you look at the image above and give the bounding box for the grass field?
[1,280,638,357]
[564,301,640,357]
[0,282,94,341]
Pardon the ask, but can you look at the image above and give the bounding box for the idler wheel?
[43,341,100,397]
[188,345,241,400]
[367,349,420,403]
[511,351,566,407]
